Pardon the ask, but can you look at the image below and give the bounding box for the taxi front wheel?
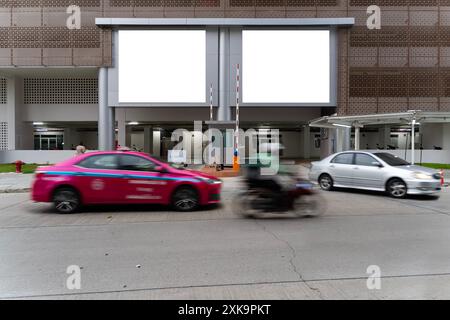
[172,187,199,211]
[53,187,81,214]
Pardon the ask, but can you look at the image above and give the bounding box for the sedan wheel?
[388,179,407,198]
[53,188,80,214]
[172,187,199,211]
[319,174,333,191]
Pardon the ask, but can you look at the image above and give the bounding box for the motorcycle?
[232,176,326,218]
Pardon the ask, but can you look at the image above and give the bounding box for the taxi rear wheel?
[53,187,81,214]
[172,187,199,211]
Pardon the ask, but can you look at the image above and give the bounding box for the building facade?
[1,1,450,164]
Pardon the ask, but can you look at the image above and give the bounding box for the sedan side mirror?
[154,166,168,173]
[372,162,383,168]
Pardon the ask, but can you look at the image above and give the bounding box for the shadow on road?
[31,203,222,215]
[330,187,440,201]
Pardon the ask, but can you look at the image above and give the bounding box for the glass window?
[118,154,156,171]
[77,155,118,170]
[355,154,380,167]
[373,152,410,166]
[331,153,354,165]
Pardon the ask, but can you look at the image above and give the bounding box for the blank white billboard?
[242,30,330,104]
[118,30,206,103]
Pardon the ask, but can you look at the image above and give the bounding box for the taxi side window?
[118,154,156,172]
[77,155,118,169]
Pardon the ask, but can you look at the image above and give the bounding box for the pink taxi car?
[31,151,222,213]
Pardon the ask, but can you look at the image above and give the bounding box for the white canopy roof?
[309,110,450,128]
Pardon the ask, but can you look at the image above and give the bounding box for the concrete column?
[109,107,115,150]
[343,127,351,151]
[335,127,351,152]
[303,125,311,159]
[144,126,154,155]
[63,128,72,150]
[98,67,111,150]
[335,128,343,152]
[378,125,391,149]
[354,127,360,151]
[116,108,129,148]
[218,28,230,121]
[153,130,161,157]
[5,77,16,150]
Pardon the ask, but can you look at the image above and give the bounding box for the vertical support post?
[209,84,213,121]
[411,119,416,164]
[109,107,115,150]
[98,67,111,150]
[303,125,311,159]
[343,127,351,151]
[354,126,360,151]
[144,126,153,155]
[233,64,240,171]
[218,27,230,121]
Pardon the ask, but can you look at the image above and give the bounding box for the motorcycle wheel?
[232,190,269,218]
[292,192,326,218]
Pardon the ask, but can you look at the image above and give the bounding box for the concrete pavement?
[0,173,33,193]
[0,179,450,299]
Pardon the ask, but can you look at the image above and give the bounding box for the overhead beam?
[96,17,355,27]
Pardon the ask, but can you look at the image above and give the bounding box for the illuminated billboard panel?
[242,30,330,104]
[118,30,206,103]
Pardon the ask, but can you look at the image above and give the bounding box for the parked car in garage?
[309,151,441,198]
[31,151,222,213]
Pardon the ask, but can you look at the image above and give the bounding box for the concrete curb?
[0,188,30,193]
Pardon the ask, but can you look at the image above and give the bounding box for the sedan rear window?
[118,154,157,171]
[331,153,354,165]
[77,154,118,169]
[355,153,380,167]
[373,153,410,166]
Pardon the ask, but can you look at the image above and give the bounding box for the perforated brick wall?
[0,122,8,151]
[23,78,98,104]
[0,78,6,104]
[0,1,449,115]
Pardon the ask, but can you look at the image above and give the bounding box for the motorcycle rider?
[245,143,297,207]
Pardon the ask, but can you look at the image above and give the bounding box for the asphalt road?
[1,178,450,299]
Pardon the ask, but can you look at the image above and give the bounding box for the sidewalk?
[1,167,449,193]
[0,173,33,193]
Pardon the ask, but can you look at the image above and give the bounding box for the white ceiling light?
[33,122,44,126]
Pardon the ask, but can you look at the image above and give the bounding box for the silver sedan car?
[309,151,441,198]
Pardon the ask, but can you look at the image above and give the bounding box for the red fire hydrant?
[15,160,25,173]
